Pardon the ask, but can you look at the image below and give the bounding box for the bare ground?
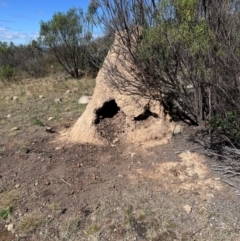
[0,78,240,241]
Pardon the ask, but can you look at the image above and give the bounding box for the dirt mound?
[69,32,174,146]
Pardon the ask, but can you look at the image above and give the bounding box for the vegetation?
[17,212,46,234]
[91,0,240,146]
[39,8,93,79]
[0,1,239,143]
[0,206,11,220]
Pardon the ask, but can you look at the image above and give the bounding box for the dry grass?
[0,189,22,209]
[0,76,95,141]
[17,212,46,234]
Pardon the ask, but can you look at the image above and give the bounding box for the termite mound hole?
[134,109,158,121]
[94,99,120,124]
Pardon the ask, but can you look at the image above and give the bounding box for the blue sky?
[0,0,90,45]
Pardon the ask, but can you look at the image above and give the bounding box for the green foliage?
[39,8,92,78]
[0,65,14,80]
[49,202,57,213]
[87,224,100,236]
[0,206,12,220]
[31,116,45,126]
[175,0,197,22]
[0,41,8,53]
[209,110,240,139]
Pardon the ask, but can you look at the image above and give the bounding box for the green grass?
[31,116,45,126]
[0,206,12,220]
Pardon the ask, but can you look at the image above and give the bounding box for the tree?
[39,8,92,78]
[16,41,46,78]
[0,41,15,81]
[91,0,240,144]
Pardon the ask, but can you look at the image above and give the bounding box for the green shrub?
[209,110,240,143]
[0,65,14,80]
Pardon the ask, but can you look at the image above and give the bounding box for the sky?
[0,0,90,45]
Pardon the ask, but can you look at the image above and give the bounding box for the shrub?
[209,110,240,146]
[0,65,14,80]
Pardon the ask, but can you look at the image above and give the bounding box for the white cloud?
[0,26,38,44]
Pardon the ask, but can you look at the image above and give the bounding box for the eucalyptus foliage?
[40,8,92,78]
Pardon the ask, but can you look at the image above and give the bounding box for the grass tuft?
[18,212,46,234]
[31,116,45,126]
[87,224,100,236]
[0,206,12,220]
[0,189,22,209]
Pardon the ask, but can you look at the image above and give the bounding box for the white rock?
[173,125,183,135]
[7,114,11,118]
[7,223,14,232]
[10,127,19,131]
[66,90,72,94]
[78,95,92,104]
[13,96,18,101]
[112,138,119,144]
[48,117,54,121]
[39,95,44,99]
[54,98,62,103]
[183,204,192,214]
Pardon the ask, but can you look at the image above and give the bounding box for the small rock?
[15,233,27,239]
[7,114,11,118]
[39,95,44,99]
[48,117,54,121]
[10,127,19,131]
[69,190,75,195]
[129,152,136,158]
[78,95,92,104]
[112,138,119,144]
[173,125,183,135]
[7,223,14,232]
[183,204,192,214]
[45,126,55,133]
[54,98,62,103]
[66,90,72,94]
[5,96,13,100]
[34,181,39,186]
[15,184,20,188]
[13,96,18,101]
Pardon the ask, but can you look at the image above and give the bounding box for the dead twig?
[60,178,71,187]
[222,180,240,189]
